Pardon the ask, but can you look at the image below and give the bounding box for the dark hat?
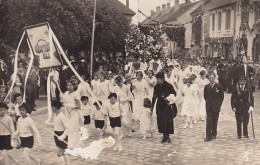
[155,72,165,79]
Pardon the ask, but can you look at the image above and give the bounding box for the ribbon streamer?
[22,39,34,102]
[49,28,102,108]
[4,31,25,102]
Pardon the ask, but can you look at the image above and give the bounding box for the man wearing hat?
[231,77,254,139]
[233,56,254,88]
[151,71,177,143]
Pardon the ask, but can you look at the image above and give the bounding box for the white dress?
[96,80,110,103]
[62,91,84,149]
[132,79,149,120]
[181,84,199,117]
[145,76,156,101]
[140,107,151,134]
[194,77,209,116]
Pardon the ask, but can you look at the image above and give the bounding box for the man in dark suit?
[204,72,224,142]
[231,77,254,139]
[233,56,254,88]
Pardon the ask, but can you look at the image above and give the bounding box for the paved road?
[7,90,260,165]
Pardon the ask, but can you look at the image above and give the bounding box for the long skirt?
[157,113,174,134]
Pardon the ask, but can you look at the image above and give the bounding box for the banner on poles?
[25,23,62,69]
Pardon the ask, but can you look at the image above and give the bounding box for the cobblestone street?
[6,90,260,165]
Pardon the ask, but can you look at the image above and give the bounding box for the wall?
[209,6,235,38]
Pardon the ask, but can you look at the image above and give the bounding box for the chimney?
[156,6,161,12]
[162,4,166,10]
[151,10,155,15]
[167,2,171,9]
[126,0,129,8]
[175,0,179,5]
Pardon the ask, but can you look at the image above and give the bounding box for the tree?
[0,0,131,61]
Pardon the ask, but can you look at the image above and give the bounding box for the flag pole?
[90,0,97,81]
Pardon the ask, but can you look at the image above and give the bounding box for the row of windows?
[212,9,231,32]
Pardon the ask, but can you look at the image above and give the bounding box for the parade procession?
[1,0,260,164]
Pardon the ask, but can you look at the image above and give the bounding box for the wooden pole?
[90,0,97,81]
[251,111,255,139]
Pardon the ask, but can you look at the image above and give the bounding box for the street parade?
[0,0,260,164]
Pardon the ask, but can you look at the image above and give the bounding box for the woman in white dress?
[96,72,111,104]
[114,76,134,138]
[181,75,199,129]
[194,70,209,121]
[59,80,84,149]
[145,70,156,101]
[132,71,149,120]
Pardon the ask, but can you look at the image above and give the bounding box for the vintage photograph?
[0,0,260,164]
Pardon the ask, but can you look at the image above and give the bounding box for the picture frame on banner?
[24,22,62,69]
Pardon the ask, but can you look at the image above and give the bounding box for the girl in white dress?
[194,70,209,121]
[58,80,84,149]
[181,75,199,129]
[114,76,133,138]
[132,71,149,120]
[140,98,155,140]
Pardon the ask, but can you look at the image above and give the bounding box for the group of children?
[0,102,43,165]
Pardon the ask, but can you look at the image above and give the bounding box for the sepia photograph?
[0,0,260,164]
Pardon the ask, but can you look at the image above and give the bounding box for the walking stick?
[250,111,255,139]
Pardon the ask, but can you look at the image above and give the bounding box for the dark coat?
[231,85,254,111]
[152,81,177,117]
[233,65,254,86]
[204,83,224,112]
[152,81,177,134]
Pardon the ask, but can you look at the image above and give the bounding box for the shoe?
[189,124,193,128]
[212,136,216,139]
[113,145,118,151]
[142,136,147,140]
[118,145,123,152]
[204,138,212,142]
[237,136,241,139]
[193,120,197,124]
[161,137,167,143]
[128,131,132,137]
[132,130,135,132]
[119,134,123,140]
[183,124,188,129]
[167,137,171,143]
[244,135,249,138]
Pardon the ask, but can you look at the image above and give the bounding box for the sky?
[118,0,200,24]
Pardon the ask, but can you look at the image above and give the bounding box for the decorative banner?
[25,23,62,69]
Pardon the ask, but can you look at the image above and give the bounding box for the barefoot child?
[0,103,18,164]
[106,93,123,151]
[15,103,43,165]
[93,101,105,139]
[47,101,70,165]
[81,96,92,129]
